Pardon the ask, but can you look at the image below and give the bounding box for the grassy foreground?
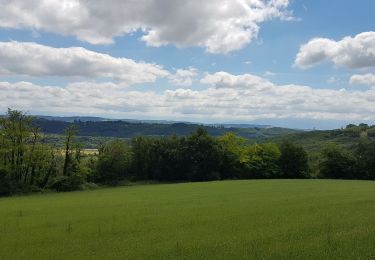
[0,180,374,259]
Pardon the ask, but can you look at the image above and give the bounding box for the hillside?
[1,180,374,259]
[265,125,375,151]
[257,125,375,174]
[34,118,301,140]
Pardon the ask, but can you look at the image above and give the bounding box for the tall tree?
[0,109,35,182]
[63,125,79,176]
[278,141,309,178]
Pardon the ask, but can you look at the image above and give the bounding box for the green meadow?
[0,180,374,259]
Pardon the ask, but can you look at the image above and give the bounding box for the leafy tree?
[244,143,281,179]
[0,109,34,181]
[217,132,248,179]
[278,141,309,178]
[131,137,157,180]
[182,128,222,181]
[319,144,357,179]
[94,139,132,184]
[0,109,60,193]
[356,141,375,180]
[150,136,188,181]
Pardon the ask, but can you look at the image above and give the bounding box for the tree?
[131,137,157,180]
[278,141,309,178]
[150,136,188,181]
[217,132,248,179]
[319,144,357,179]
[182,128,223,181]
[62,125,79,176]
[244,143,281,179]
[0,109,58,193]
[356,141,375,180]
[94,139,132,184]
[0,109,34,181]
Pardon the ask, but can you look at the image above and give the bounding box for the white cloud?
[350,73,375,86]
[168,67,198,87]
[2,72,375,122]
[295,32,375,69]
[0,0,292,53]
[200,71,274,90]
[0,41,169,84]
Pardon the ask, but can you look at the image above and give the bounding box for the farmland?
[0,180,374,259]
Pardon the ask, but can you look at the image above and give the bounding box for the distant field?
[0,180,374,259]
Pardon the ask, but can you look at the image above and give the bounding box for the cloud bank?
[2,72,375,122]
[0,41,169,84]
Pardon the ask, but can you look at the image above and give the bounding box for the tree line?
[0,109,374,196]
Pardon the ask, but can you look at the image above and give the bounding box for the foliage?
[243,143,281,179]
[0,109,57,193]
[50,175,85,192]
[1,109,375,196]
[94,139,132,184]
[0,168,12,196]
[319,144,358,179]
[356,140,375,180]
[278,141,309,178]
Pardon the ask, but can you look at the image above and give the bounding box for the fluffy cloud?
[168,67,198,87]
[350,73,375,86]
[295,32,375,69]
[200,71,274,90]
[0,41,169,84]
[0,0,292,53]
[2,72,375,122]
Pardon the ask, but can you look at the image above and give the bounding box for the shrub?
[0,168,12,196]
[50,175,84,192]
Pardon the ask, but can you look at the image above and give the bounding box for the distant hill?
[36,115,189,124]
[208,123,271,129]
[33,118,301,139]
[36,116,108,122]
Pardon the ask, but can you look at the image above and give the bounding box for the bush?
[50,175,84,192]
[0,168,12,196]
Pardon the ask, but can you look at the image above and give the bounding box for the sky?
[0,0,374,129]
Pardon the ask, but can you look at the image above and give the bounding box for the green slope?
[0,180,374,259]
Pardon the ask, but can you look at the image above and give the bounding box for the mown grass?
[0,180,374,259]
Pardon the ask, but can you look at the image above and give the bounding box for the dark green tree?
[356,141,375,180]
[182,128,223,181]
[319,144,357,179]
[278,141,309,178]
[94,139,132,184]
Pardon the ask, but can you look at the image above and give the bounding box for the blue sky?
[0,0,374,129]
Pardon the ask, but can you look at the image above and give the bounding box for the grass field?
[0,180,374,259]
